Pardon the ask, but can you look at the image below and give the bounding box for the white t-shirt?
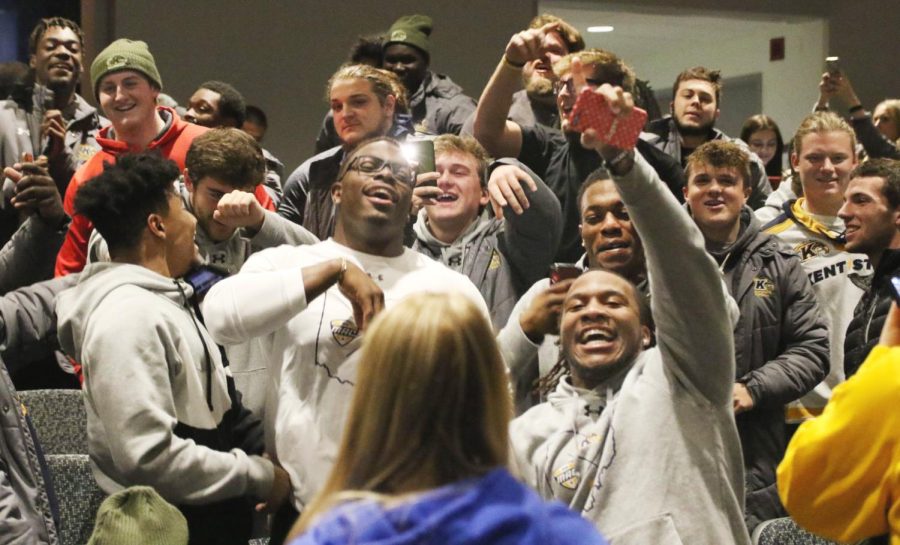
[203,238,488,508]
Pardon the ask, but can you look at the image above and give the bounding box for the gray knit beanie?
[91,39,163,94]
[87,486,188,545]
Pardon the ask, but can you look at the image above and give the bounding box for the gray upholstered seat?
[47,453,106,545]
[19,389,87,455]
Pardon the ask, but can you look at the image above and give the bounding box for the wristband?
[848,104,865,114]
[606,149,632,168]
[502,55,525,70]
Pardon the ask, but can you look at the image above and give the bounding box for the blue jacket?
[290,468,606,545]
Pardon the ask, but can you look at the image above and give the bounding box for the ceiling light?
[587,26,614,33]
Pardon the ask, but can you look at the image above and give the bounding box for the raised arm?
[473,23,561,159]
[577,72,734,406]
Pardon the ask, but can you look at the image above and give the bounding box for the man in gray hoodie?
[55,152,291,545]
[510,74,750,544]
[411,134,561,328]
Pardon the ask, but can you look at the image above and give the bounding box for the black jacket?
[844,248,900,378]
[708,208,829,530]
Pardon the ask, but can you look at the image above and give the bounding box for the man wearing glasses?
[473,25,684,262]
[201,136,488,543]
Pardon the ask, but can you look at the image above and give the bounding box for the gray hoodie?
[56,263,273,505]
[510,152,750,544]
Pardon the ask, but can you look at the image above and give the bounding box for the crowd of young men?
[2,11,899,545]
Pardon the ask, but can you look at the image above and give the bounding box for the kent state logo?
[390,30,407,41]
[331,319,359,347]
[753,276,775,298]
[793,241,830,262]
[553,461,581,490]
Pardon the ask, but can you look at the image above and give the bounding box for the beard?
[525,73,555,100]
[674,115,716,138]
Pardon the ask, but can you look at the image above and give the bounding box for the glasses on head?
[554,77,604,95]
[340,154,416,186]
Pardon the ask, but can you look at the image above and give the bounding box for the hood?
[94,106,187,154]
[57,262,192,363]
[412,208,496,269]
[292,468,584,545]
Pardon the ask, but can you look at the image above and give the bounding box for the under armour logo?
[583,404,603,417]
[209,254,227,264]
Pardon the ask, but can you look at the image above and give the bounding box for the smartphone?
[825,56,840,75]
[403,138,435,174]
[549,263,582,284]
[569,91,647,151]
[890,275,900,305]
[183,265,230,299]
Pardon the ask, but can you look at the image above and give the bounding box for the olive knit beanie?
[87,486,188,545]
[91,38,162,94]
[384,15,432,59]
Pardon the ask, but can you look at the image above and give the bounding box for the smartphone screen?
[549,263,582,284]
[403,139,435,173]
[890,275,900,305]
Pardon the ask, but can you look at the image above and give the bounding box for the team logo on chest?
[330,319,359,346]
[753,276,775,298]
[553,462,581,490]
[793,241,830,262]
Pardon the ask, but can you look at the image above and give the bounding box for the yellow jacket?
[777,345,900,544]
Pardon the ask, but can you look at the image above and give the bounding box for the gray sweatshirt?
[510,152,750,544]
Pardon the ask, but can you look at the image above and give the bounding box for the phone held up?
[403,138,436,186]
[549,263,582,284]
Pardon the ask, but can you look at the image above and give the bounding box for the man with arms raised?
[202,137,487,543]
[839,158,900,378]
[761,112,871,423]
[509,69,750,544]
[278,65,407,239]
[474,25,684,262]
[683,139,828,530]
[412,134,561,328]
[643,66,770,208]
[55,39,273,276]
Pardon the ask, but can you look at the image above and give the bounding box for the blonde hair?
[433,134,491,186]
[289,293,512,538]
[875,99,900,146]
[554,48,635,93]
[327,63,409,115]
[792,111,857,156]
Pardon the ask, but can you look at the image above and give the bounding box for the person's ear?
[384,94,396,118]
[147,212,166,240]
[331,182,343,204]
[28,54,37,70]
[790,151,800,170]
[641,325,652,348]
[183,169,194,193]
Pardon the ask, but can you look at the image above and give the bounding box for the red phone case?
[569,90,647,150]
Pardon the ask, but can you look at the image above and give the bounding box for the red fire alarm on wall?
[770,37,785,61]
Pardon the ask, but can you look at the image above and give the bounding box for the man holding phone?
[840,159,900,378]
[473,26,684,262]
[411,134,561,329]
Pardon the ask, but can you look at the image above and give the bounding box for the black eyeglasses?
[340,155,416,186]
[553,77,604,95]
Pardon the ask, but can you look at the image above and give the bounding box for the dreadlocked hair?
[532,354,570,400]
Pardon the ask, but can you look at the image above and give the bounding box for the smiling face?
[333,140,414,245]
[524,30,569,99]
[97,70,159,134]
[792,130,857,215]
[672,79,719,136]
[330,77,395,149]
[684,164,749,243]
[185,88,225,128]
[873,103,899,142]
[560,270,648,389]
[838,176,900,258]
[747,129,778,166]
[425,150,488,236]
[30,25,82,91]
[580,179,644,280]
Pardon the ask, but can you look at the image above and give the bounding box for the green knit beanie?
[91,39,163,94]
[87,486,188,545]
[384,14,432,58]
